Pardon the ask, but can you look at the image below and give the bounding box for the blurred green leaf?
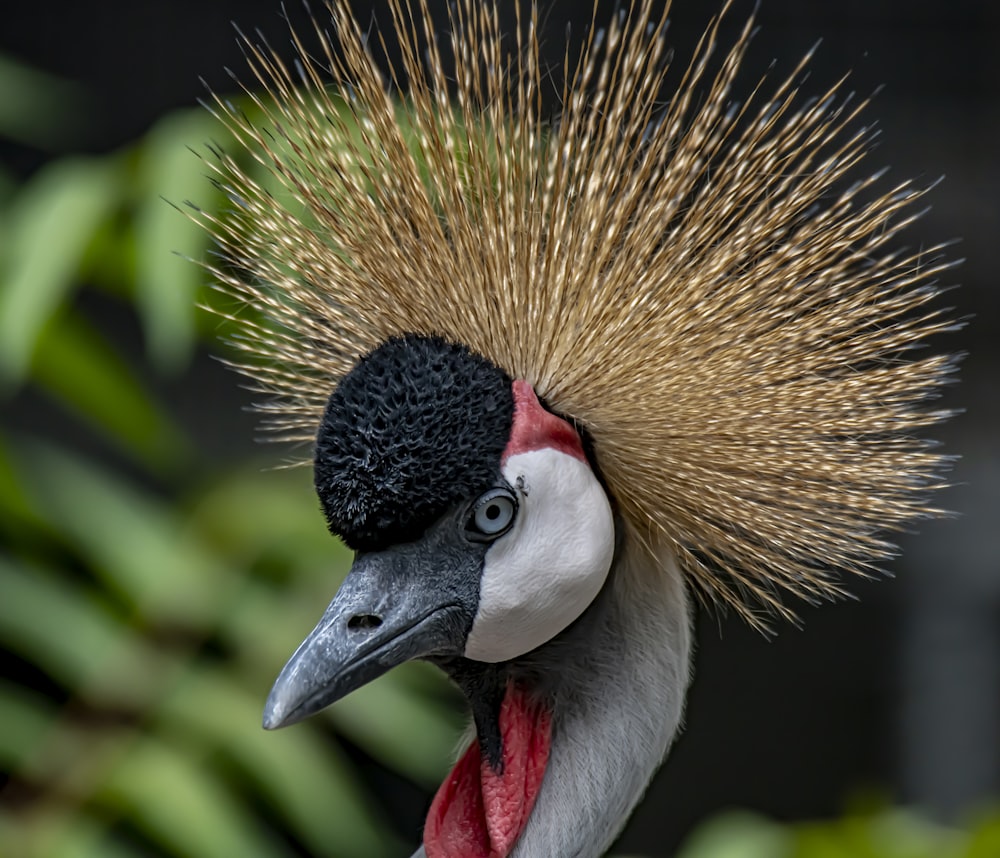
[793,806,963,858]
[677,810,793,858]
[100,735,288,858]
[134,110,220,372]
[0,558,178,709]
[0,156,123,386]
[0,808,142,858]
[29,311,190,471]
[17,441,231,625]
[0,54,90,149]
[185,464,336,562]
[966,807,1000,858]
[0,433,47,532]
[0,680,56,771]
[158,665,402,857]
[868,808,962,857]
[673,805,1000,858]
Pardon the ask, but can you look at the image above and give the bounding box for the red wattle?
[423,683,551,858]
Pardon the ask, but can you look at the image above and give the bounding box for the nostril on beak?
[347,613,383,631]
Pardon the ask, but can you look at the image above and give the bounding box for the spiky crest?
[196,0,957,627]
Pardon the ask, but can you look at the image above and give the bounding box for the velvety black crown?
[314,334,515,551]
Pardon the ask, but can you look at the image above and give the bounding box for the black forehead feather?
[314,334,514,550]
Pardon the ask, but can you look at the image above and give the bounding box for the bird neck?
[513,535,692,857]
[423,533,692,858]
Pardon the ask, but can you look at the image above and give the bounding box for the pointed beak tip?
[261,693,294,731]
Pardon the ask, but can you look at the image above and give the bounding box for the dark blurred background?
[1,1,997,856]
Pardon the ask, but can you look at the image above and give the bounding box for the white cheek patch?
[464,448,615,663]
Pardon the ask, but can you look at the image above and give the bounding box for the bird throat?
[424,680,551,858]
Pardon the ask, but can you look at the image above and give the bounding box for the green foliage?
[674,806,1000,858]
[0,55,92,150]
[0,57,461,857]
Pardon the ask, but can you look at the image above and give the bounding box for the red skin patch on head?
[423,683,552,858]
[503,380,586,464]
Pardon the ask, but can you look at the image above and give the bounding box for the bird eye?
[466,488,517,541]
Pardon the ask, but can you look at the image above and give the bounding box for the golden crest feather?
[197,0,956,626]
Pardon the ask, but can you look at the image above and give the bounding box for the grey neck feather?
[412,534,692,858]
[512,536,692,857]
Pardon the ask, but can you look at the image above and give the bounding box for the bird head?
[197,0,958,853]
[263,334,615,729]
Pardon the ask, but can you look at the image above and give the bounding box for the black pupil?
[486,504,501,521]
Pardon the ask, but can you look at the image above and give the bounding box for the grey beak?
[263,540,478,729]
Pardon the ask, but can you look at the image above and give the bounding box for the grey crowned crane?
[198,0,956,855]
